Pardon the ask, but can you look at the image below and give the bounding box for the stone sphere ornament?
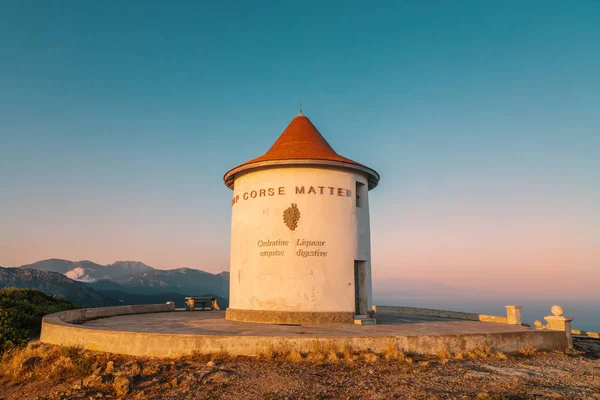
[534,320,544,328]
[551,305,564,316]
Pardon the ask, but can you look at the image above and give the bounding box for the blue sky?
[1,2,599,313]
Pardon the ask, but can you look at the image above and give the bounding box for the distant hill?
[104,267,229,297]
[0,267,117,308]
[15,259,231,305]
[18,259,154,282]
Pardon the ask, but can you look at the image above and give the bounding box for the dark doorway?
[354,260,368,315]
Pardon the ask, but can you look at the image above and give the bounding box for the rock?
[105,361,115,374]
[551,305,564,317]
[170,375,187,388]
[113,376,132,397]
[83,374,113,388]
[83,374,104,388]
[121,361,142,377]
[192,368,212,380]
[207,361,215,367]
[21,356,42,370]
[72,380,83,390]
[141,364,160,376]
[90,362,103,375]
[135,389,150,398]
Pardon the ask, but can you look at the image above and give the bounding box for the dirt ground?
[0,338,598,400]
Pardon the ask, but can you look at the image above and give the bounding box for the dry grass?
[0,342,93,382]
[256,341,418,364]
[362,352,378,363]
[280,341,512,363]
[466,345,495,359]
[437,344,451,359]
[434,344,507,361]
[258,345,278,361]
[340,344,357,363]
[287,349,304,362]
[519,345,537,356]
[305,341,327,362]
[258,344,309,362]
[465,345,508,360]
[209,349,230,362]
[382,341,412,363]
[382,341,401,360]
[0,340,594,400]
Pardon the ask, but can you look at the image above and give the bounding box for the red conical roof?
[243,113,359,165]
[224,113,379,189]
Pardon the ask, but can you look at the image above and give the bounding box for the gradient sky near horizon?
[1,1,599,302]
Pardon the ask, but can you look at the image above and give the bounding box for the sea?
[373,294,600,333]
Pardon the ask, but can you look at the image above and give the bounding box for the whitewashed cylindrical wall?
[226,166,372,324]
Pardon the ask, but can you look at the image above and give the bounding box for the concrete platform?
[40,305,568,358]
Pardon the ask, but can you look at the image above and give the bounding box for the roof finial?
[299,100,303,114]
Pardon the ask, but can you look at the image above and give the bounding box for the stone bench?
[185,296,220,311]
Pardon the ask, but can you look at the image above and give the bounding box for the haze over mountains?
[0,259,230,308]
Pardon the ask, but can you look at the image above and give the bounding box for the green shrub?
[0,288,76,353]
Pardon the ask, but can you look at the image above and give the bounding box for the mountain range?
[0,266,118,307]
[0,259,230,308]
[19,259,156,282]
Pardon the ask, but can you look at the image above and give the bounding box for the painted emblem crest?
[283,203,300,231]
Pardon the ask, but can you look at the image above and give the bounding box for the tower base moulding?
[225,308,355,324]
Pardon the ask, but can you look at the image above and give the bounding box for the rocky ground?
[0,338,598,400]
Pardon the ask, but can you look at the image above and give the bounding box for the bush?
[0,288,76,353]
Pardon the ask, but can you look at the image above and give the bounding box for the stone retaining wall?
[39,305,567,357]
[373,306,509,324]
[56,304,176,323]
[572,330,600,339]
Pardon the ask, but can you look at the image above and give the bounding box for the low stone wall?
[373,306,509,324]
[40,320,565,358]
[39,304,568,357]
[56,304,176,324]
[572,330,600,339]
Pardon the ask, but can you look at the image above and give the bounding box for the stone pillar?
[544,316,573,349]
[505,305,522,325]
[544,305,573,350]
